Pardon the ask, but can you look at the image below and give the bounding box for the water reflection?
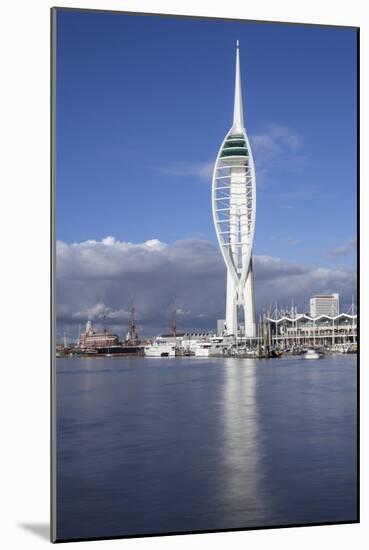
[219,359,267,525]
[56,355,357,540]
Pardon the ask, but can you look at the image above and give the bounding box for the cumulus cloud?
[56,237,225,337]
[254,255,356,313]
[56,237,356,339]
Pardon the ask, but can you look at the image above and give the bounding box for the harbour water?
[56,355,357,540]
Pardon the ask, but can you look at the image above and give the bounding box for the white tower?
[212,41,256,337]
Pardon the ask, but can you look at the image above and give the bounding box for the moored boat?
[304,349,322,360]
[194,343,212,357]
[144,341,176,357]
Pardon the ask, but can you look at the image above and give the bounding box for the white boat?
[144,342,176,357]
[332,343,347,354]
[182,339,213,357]
[231,346,258,357]
[194,343,212,357]
[304,349,321,360]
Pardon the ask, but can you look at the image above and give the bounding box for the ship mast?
[129,306,137,343]
[171,308,177,338]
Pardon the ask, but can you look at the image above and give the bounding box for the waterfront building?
[310,294,339,317]
[267,312,357,347]
[212,41,256,337]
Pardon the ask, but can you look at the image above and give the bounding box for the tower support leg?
[243,261,256,338]
[226,270,237,335]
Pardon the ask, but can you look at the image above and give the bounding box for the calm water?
[56,355,357,540]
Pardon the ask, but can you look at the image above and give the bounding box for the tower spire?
[232,40,244,134]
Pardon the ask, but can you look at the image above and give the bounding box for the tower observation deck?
[212,41,256,337]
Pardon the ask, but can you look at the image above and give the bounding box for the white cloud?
[56,236,356,338]
[158,161,214,182]
[251,124,302,158]
[101,236,116,245]
[328,238,357,258]
[249,124,306,191]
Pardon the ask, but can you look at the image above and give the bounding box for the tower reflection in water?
[218,359,275,528]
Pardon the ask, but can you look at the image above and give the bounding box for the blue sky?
[55,9,357,333]
[56,10,357,267]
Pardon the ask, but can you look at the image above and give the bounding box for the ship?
[73,308,143,356]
